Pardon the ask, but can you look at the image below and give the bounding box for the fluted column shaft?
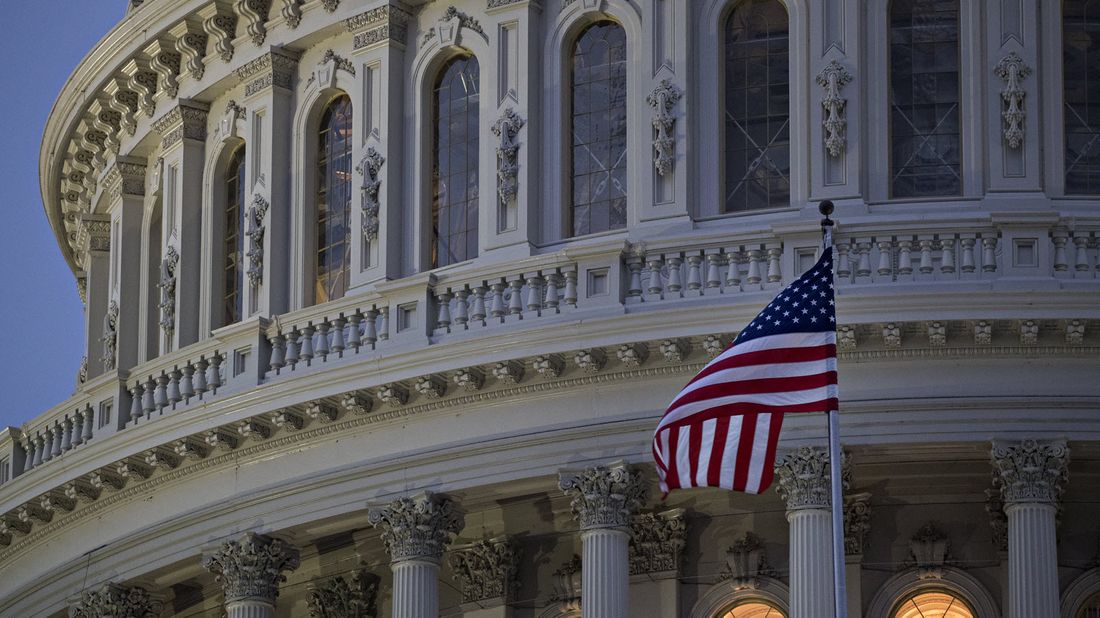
[1006,502,1058,616]
[787,509,834,617]
[580,528,630,617]
[392,559,440,618]
[225,599,274,618]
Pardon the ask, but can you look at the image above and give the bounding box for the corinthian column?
[368,491,464,618]
[202,533,301,618]
[992,439,1068,618]
[776,447,847,618]
[558,460,647,618]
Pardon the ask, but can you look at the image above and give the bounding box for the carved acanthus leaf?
[559,460,647,530]
[816,60,853,157]
[645,79,682,175]
[447,537,519,603]
[994,52,1031,149]
[368,491,464,563]
[202,533,300,603]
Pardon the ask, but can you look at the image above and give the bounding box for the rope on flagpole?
[820,200,847,618]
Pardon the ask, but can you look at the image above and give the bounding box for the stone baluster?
[526,273,544,314]
[854,242,872,279]
[646,254,664,297]
[269,334,286,371]
[981,237,998,273]
[167,370,182,405]
[130,384,144,422]
[207,354,223,389]
[203,533,301,618]
[284,330,300,368]
[490,281,506,320]
[180,365,195,400]
[766,246,783,283]
[563,269,578,306]
[960,238,977,273]
[776,447,847,618]
[40,428,53,463]
[299,325,315,364]
[835,243,851,279]
[363,310,378,346]
[876,241,893,277]
[685,253,703,293]
[82,407,94,442]
[746,249,763,286]
[347,313,362,351]
[331,317,346,356]
[469,286,487,324]
[917,239,934,275]
[544,274,561,311]
[991,440,1068,618]
[1052,232,1069,272]
[453,289,470,327]
[705,252,723,289]
[70,411,83,448]
[626,254,644,297]
[61,417,73,451]
[154,375,169,410]
[33,434,45,467]
[142,380,157,415]
[378,307,390,340]
[315,322,331,359]
[665,254,683,294]
[193,359,209,393]
[368,492,464,618]
[22,437,35,472]
[51,424,63,458]
[559,461,647,618]
[940,238,956,274]
[897,239,913,276]
[508,278,524,316]
[437,291,453,332]
[1073,235,1091,272]
[725,249,742,289]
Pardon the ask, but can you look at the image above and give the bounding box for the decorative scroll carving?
[550,555,582,609]
[345,5,412,50]
[991,439,1069,505]
[573,348,606,373]
[76,356,88,386]
[236,49,298,96]
[305,401,338,423]
[659,339,689,363]
[909,522,950,580]
[203,11,238,62]
[149,47,182,99]
[323,49,355,76]
[368,491,465,563]
[616,342,648,368]
[994,52,1031,149]
[844,492,872,555]
[629,509,685,576]
[559,460,647,530]
[101,300,119,372]
[720,532,774,590]
[376,383,407,406]
[452,368,484,392]
[533,354,563,378]
[491,360,524,383]
[127,68,158,118]
[70,583,164,618]
[281,0,302,28]
[775,447,849,511]
[322,0,340,11]
[447,537,519,603]
[442,6,483,34]
[235,0,272,46]
[108,83,139,137]
[174,31,208,80]
[202,533,301,604]
[356,147,384,240]
[645,79,682,175]
[308,569,379,618]
[491,107,525,204]
[816,59,852,158]
[152,102,209,151]
[158,245,179,337]
[414,375,446,399]
[222,100,246,139]
[341,393,373,415]
[246,193,269,287]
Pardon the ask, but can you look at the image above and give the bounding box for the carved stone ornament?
[101,300,120,372]
[702,334,726,358]
[816,59,853,158]
[909,522,950,580]
[844,492,872,555]
[202,533,301,604]
[77,356,88,386]
[985,487,1008,551]
[491,108,525,204]
[307,569,379,618]
[356,147,385,241]
[492,360,524,383]
[151,101,208,151]
[720,532,774,590]
[991,439,1069,505]
[235,49,299,97]
[236,0,272,46]
[281,0,302,28]
[222,100,246,139]
[246,193,270,287]
[994,51,1031,149]
[645,79,682,175]
[428,6,485,48]
[629,508,686,576]
[69,583,164,618]
[550,555,582,609]
[368,491,465,563]
[345,5,412,50]
[447,537,520,604]
[775,447,850,511]
[158,245,179,337]
[558,460,648,531]
[308,49,356,89]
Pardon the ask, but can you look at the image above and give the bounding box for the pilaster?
[448,536,519,613]
[809,0,862,202]
[202,532,301,618]
[307,569,380,618]
[986,0,1042,193]
[102,156,147,373]
[75,214,112,381]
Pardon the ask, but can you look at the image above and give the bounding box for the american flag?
[653,248,838,495]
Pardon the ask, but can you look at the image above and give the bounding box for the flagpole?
[820,200,848,618]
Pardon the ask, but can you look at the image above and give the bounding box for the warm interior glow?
[720,601,785,618]
[893,591,975,618]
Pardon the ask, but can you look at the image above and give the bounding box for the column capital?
[991,439,1069,505]
[102,156,147,201]
[69,582,164,618]
[307,569,380,618]
[447,536,519,605]
[235,47,300,97]
[629,508,686,577]
[201,533,301,605]
[151,99,209,151]
[368,491,464,564]
[344,3,413,52]
[558,460,648,531]
[75,215,112,271]
[775,447,850,512]
[844,492,872,556]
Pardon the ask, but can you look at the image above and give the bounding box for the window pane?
[316,95,353,304]
[570,21,627,235]
[719,601,785,618]
[724,0,790,213]
[1064,0,1100,194]
[893,591,974,618]
[889,0,961,197]
[432,56,480,268]
[223,146,245,326]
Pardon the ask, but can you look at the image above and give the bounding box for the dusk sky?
[0,4,120,429]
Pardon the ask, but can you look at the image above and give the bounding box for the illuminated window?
[315,95,353,304]
[893,591,974,618]
[1064,0,1100,194]
[432,55,480,268]
[719,601,785,618]
[724,0,790,213]
[889,0,961,197]
[570,21,627,236]
[223,146,246,325]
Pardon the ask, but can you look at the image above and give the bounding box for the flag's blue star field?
[733,248,836,346]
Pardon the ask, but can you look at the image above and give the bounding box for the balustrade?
[17,397,95,476]
[128,352,226,424]
[431,264,579,335]
[266,301,390,378]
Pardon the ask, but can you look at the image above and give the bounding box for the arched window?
[315,95,353,304]
[1078,591,1100,617]
[718,601,785,618]
[889,0,961,197]
[569,21,627,236]
[724,0,790,213]
[1064,0,1100,194]
[432,55,480,268]
[223,146,246,325]
[892,591,974,618]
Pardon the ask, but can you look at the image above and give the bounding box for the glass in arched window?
[432,55,480,268]
[1064,0,1100,194]
[889,0,961,198]
[223,146,246,325]
[724,0,790,213]
[1078,590,1100,618]
[315,95,353,304]
[570,21,627,236]
[892,591,974,618]
[718,601,785,618]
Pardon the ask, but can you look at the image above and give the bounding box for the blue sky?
[0,3,121,429]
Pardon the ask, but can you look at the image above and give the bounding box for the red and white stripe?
[653,331,839,495]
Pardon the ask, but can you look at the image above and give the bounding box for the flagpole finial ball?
[818,200,835,217]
